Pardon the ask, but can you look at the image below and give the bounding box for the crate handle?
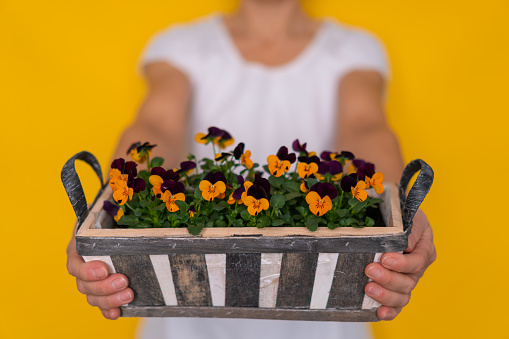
[61,151,105,228]
[399,159,434,233]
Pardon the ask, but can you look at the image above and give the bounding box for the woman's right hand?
[66,234,134,320]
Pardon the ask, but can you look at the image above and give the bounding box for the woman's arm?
[66,61,191,320]
[337,70,437,320]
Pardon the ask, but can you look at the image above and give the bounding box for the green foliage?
[107,137,386,235]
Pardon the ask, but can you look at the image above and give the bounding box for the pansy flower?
[195,127,234,149]
[349,159,366,174]
[356,163,384,194]
[199,171,227,201]
[292,139,317,157]
[215,130,235,149]
[228,175,246,205]
[127,142,156,164]
[267,146,296,177]
[149,167,180,199]
[177,161,197,175]
[103,200,124,222]
[243,174,271,216]
[305,182,337,216]
[215,152,232,162]
[340,173,367,202]
[188,205,197,218]
[160,180,185,212]
[300,180,309,193]
[296,155,320,179]
[112,180,132,205]
[315,161,343,181]
[233,143,253,169]
[321,151,354,165]
[109,158,137,190]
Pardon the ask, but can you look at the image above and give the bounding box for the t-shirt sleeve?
[338,29,390,80]
[136,25,198,81]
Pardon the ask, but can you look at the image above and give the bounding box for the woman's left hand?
[364,209,437,320]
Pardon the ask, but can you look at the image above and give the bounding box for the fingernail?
[366,266,382,279]
[92,267,108,279]
[382,256,396,267]
[119,290,133,303]
[112,277,128,290]
[367,285,381,297]
[381,310,391,320]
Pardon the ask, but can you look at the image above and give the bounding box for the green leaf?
[116,215,139,226]
[282,181,300,192]
[270,194,285,209]
[271,219,286,226]
[134,208,143,217]
[187,223,205,236]
[214,201,229,211]
[284,192,301,201]
[305,216,321,231]
[345,218,358,226]
[150,157,164,168]
[336,209,348,217]
[240,209,251,221]
[306,178,318,188]
[232,219,244,227]
[139,198,151,208]
[268,175,284,188]
[194,188,203,200]
[352,200,368,212]
[281,214,292,222]
[295,206,309,217]
[257,216,271,228]
[153,202,166,211]
[175,200,189,212]
[214,220,227,227]
[205,221,214,228]
[327,221,339,230]
[365,216,375,227]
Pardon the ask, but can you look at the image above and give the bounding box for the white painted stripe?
[362,252,383,309]
[309,253,339,309]
[150,255,178,306]
[205,254,226,307]
[83,255,116,274]
[259,253,283,308]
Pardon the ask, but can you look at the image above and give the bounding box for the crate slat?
[276,253,319,308]
[169,254,212,306]
[110,255,165,306]
[225,253,261,307]
[327,253,375,309]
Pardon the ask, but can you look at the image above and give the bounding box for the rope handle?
[399,159,434,233]
[61,151,105,228]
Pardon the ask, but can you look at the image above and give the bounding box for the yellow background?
[1,0,508,338]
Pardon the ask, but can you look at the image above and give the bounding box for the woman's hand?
[66,235,134,319]
[364,209,437,320]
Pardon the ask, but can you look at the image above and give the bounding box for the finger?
[381,235,435,275]
[67,254,110,281]
[405,209,430,253]
[77,273,129,296]
[101,308,122,320]
[364,282,411,308]
[377,306,402,321]
[365,263,418,294]
[86,288,134,309]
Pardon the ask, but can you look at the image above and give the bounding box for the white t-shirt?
[137,13,388,339]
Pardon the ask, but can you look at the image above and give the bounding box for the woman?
[66,0,436,338]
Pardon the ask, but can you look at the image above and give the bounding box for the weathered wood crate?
[62,152,433,322]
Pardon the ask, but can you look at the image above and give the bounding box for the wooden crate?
[62,152,433,322]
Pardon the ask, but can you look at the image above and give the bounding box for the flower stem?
[146,153,151,173]
[339,191,344,208]
[125,202,135,212]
